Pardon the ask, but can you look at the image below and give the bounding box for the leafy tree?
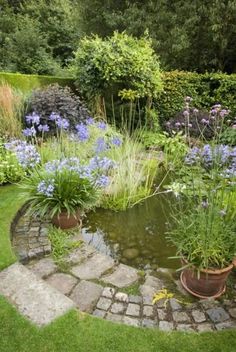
[3,15,59,74]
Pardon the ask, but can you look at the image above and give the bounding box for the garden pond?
[82,193,180,271]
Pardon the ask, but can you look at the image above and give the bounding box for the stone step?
[0,263,75,326]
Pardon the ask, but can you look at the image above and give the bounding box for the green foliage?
[101,136,158,211]
[48,226,82,266]
[21,167,98,218]
[0,72,74,93]
[73,32,162,105]
[155,71,236,123]
[76,0,236,74]
[220,127,236,146]
[0,0,80,74]
[0,140,25,185]
[138,130,188,169]
[167,192,236,270]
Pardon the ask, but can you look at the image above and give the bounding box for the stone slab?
[71,253,115,280]
[115,292,129,303]
[27,257,57,279]
[0,263,75,326]
[96,297,112,311]
[197,323,214,332]
[110,302,126,314]
[65,244,95,265]
[102,287,116,299]
[158,321,174,331]
[173,311,191,323]
[46,273,78,295]
[126,303,140,317]
[206,307,230,323]
[123,316,140,327]
[70,280,103,313]
[191,310,206,323]
[102,264,138,288]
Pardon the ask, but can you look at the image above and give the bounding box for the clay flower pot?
[180,258,233,299]
[52,209,81,230]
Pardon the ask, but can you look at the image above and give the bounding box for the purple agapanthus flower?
[89,156,115,171]
[25,112,40,125]
[85,117,95,125]
[37,180,55,197]
[110,136,122,147]
[22,127,37,137]
[95,137,107,153]
[75,123,89,142]
[38,124,50,132]
[97,121,107,130]
[95,175,110,188]
[6,141,41,168]
[49,112,61,121]
[55,117,69,130]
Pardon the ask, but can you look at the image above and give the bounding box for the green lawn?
[0,184,26,269]
[1,185,236,352]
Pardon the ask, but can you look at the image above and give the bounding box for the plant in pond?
[100,136,158,211]
[48,226,82,268]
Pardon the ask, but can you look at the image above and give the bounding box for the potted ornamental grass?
[166,188,236,298]
[21,157,112,229]
[166,141,236,298]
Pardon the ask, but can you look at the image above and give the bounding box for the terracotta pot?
[180,258,233,299]
[52,209,81,230]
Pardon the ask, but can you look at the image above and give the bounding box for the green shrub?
[73,32,162,116]
[155,71,236,123]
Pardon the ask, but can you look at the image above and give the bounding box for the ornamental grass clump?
[166,189,236,270]
[100,137,158,210]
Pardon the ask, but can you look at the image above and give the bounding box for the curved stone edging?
[11,203,51,263]
[10,208,236,332]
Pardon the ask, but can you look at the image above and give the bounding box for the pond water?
[82,194,180,270]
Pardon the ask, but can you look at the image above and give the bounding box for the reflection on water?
[82,194,180,270]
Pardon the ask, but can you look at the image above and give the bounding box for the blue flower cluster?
[24,112,50,136]
[185,144,236,177]
[5,140,41,168]
[75,123,89,142]
[43,156,116,192]
[37,180,55,197]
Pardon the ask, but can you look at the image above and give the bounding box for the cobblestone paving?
[9,210,236,331]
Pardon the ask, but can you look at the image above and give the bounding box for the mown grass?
[1,295,236,352]
[0,184,26,269]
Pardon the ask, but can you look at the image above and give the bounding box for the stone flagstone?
[46,273,78,295]
[70,280,103,313]
[102,264,138,288]
[0,263,75,326]
[71,253,115,280]
[27,257,57,279]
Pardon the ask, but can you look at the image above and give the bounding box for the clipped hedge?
[0,72,74,92]
[155,71,236,123]
[1,70,236,125]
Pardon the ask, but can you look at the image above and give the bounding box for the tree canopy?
[0,0,236,74]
